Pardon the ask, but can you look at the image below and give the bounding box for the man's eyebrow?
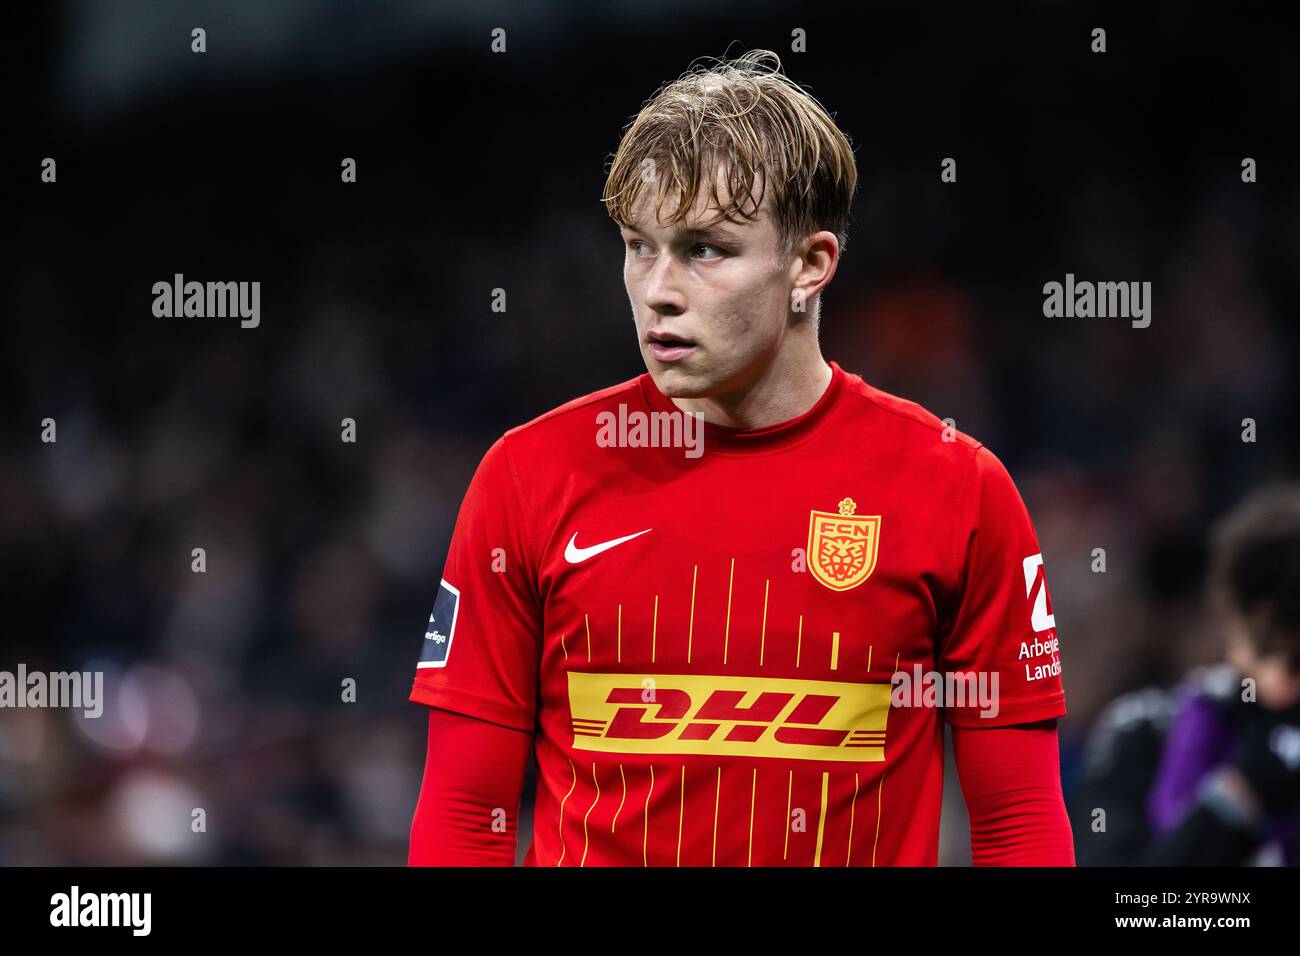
[684,223,744,241]
[621,221,744,241]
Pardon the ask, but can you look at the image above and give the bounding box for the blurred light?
[107,768,210,862]
[70,663,202,756]
[71,664,144,753]
[123,664,201,756]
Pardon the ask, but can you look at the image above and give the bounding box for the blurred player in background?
[1073,484,1300,865]
[407,49,1072,866]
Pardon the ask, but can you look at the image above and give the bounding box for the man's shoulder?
[839,368,984,453]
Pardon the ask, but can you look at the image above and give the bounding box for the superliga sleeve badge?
[808,497,881,592]
[418,578,461,668]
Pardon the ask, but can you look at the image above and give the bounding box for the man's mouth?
[647,329,697,361]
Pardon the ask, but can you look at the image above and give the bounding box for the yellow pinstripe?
[612,764,626,833]
[580,762,599,866]
[556,758,577,866]
[813,772,829,866]
[723,557,734,664]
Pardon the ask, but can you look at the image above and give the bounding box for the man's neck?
[669,348,833,429]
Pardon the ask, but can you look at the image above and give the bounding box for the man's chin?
[646,363,715,400]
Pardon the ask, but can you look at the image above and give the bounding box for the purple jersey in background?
[1148,666,1297,866]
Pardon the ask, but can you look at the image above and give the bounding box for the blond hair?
[602,49,858,261]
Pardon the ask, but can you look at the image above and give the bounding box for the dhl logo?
[567,672,891,762]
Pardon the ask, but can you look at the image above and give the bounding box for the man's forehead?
[623,196,767,237]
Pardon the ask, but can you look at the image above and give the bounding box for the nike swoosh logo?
[564,528,652,564]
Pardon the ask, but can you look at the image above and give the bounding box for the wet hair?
[602,49,858,262]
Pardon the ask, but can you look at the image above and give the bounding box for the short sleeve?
[937,446,1067,728]
[409,435,543,732]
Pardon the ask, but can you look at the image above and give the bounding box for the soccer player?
[408,49,1072,866]
[1073,484,1300,865]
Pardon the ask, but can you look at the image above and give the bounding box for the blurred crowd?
[2,2,1297,865]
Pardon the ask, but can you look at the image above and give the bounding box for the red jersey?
[409,360,1066,865]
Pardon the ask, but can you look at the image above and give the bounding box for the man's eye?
[692,243,724,259]
[627,240,650,256]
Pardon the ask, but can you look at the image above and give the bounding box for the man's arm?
[952,718,1075,866]
[406,433,543,865]
[409,707,532,866]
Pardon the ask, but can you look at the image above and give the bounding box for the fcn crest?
[808,497,881,592]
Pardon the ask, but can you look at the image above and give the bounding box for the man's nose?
[642,252,687,316]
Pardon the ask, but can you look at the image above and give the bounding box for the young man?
[409,50,1072,866]
[1074,484,1300,865]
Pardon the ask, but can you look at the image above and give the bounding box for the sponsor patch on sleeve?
[417,578,460,668]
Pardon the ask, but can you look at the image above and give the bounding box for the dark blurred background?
[2,0,1297,865]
